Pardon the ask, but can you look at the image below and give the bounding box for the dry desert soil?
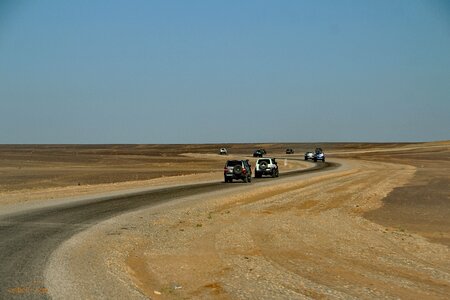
[1,142,449,299]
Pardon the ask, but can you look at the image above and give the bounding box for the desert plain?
[0,141,449,299]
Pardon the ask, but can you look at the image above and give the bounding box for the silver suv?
[255,158,279,178]
[313,148,325,162]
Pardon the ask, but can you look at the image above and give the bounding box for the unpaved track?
[0,160,328,299]
[45,158,449,299]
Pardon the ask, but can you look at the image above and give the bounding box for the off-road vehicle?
[313,148,325,162]
[219,148,227,155]
[253,149,264,157]
[304,151,314,160]
[254,158,279,178]
[224,160,252,183]
[286,148,294,154]
[253,149,267,157]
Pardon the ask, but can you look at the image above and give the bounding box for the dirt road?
[0,154,318,299]
[46,155,450,299]
[1,142,449,299]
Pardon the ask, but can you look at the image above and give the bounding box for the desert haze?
[0,142,449,299]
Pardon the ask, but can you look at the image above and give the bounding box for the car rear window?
[258,159,270,164]
[226,160,241,167]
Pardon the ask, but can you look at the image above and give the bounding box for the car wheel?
[259,162,268,171]
[242,176,248,183]
[248,176,252,183]
[314,157,317,162]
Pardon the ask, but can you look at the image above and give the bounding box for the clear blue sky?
[1,0,449,143]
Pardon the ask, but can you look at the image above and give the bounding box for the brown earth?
[1,142,449,299]
[360,145,450,247]
[0,142,414,195]
[0,143,312,206]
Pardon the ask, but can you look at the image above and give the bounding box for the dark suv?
[286,148,294,154]
[224,160,252,183]
[253,149,266,157]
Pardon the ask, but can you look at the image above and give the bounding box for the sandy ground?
[0,144,303,208]
[2,142,449,298]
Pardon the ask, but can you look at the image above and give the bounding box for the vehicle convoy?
[286,148,294,154]
[304,151,314,160]
[254,158,279,178]
[224,160,252,183]
[219,148,228,155]
[313,148,325,162]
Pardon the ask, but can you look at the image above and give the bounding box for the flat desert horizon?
[1,141,449,298]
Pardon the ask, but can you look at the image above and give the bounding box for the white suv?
[255,158,279,178]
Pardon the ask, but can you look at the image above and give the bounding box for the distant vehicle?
[313,148,325,162]
[255,158,279,178]
[286,148,294,154]
[253,149,264,157]
[304,152,314,160]
[219,148,228,155]
[224,160,252,183]
[253,149,266,157]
